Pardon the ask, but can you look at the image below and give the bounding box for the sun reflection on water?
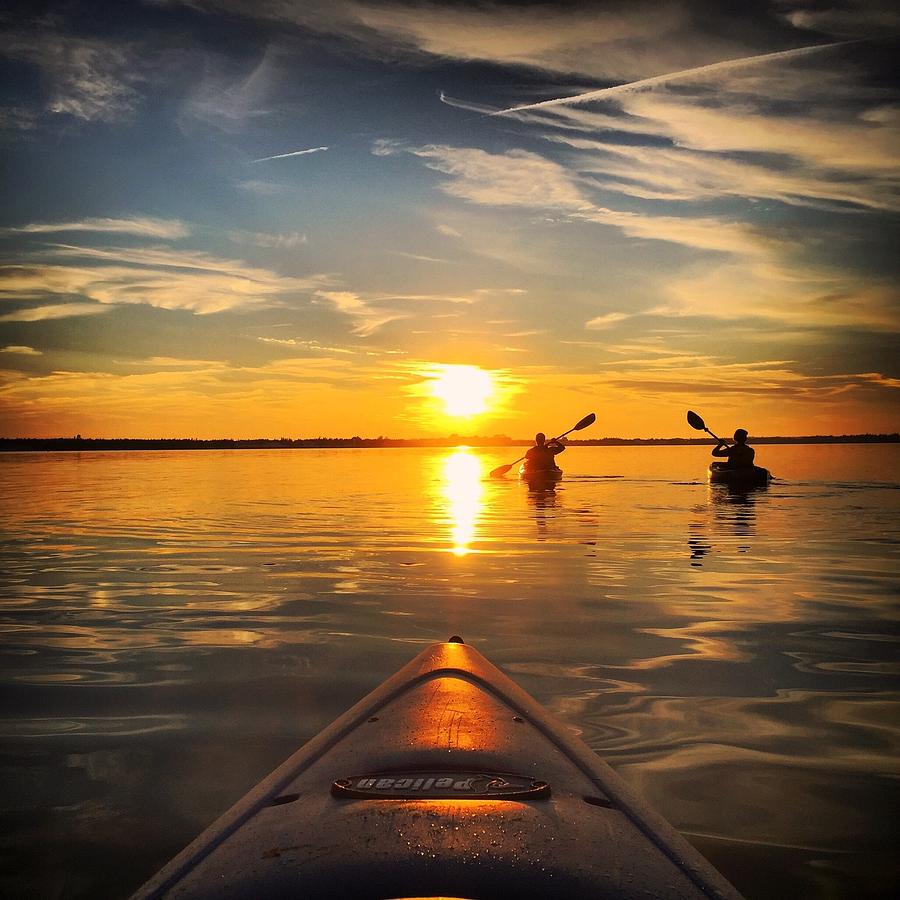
[441,449,483,556]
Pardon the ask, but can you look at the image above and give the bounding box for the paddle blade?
[686,410,706,431]
[489,463,513,478]
[573,412,596,431]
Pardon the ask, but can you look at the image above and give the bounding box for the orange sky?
[0,2,897,438]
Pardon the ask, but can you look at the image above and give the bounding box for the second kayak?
[131,637,745,900]
[518,463,563,485]
[708,462,771,487]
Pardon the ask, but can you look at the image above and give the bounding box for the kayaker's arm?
[711,441,731,458]
[547,438,566,455]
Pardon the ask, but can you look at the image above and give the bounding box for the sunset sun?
[428,365,495,417]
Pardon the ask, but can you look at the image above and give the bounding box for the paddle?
[686,410,726,444]
[490,413,596,478]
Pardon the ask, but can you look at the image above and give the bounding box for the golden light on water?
[428,364,495,417]
[441,448,483,556]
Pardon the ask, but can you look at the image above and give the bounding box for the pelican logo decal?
[331,772,550,800]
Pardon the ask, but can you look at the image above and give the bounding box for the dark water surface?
[1,445,898,898]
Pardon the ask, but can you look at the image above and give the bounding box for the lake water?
[1,445,898,899]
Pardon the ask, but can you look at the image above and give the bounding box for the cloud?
[586,312,632,329]
[388,251,448,263]
[4,217,191,239]
[119,356,227,368]
[180,45,283,133]
[257,337,355,354]
[596,359,900,400]
[234,179,287,195]
[409,145,591,210]
[251,146,329,162]
[0,303,112,322]
[555,138,897,212]
[423,16,896,218]
[444,35,897,217]
[785,2,900,37]
[0,245,331,314]
[618,91,898,179]
[371,137,407,156]
[0,106,38,132]
[315,288,473,336]
[228,230,308,248]
[174,1,682,79]
[660,262,900,330]
[399,143,777,257]
[2,30,144,122]
[0,345,42,355]
[0,350,426,437]
[315,290,400,336]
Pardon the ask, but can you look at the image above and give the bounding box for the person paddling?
[711,429,755,469]
[525,433,566,471]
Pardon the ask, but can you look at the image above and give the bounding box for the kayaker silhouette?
[711,429,755,468]
[524,432,566,470]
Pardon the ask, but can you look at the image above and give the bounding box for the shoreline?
[1,434,897,452]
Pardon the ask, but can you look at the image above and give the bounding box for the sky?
[0,0,898,439]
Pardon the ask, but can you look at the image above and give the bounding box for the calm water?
[1,445,898,899]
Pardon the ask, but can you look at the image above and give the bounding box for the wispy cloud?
[553,137,898,212]
[387,250,448,263]
[397,143,775,257]
[257,337,355,354]
[2,30,145,122]
[0,352,421,437]
[234,179,288,195]
[228,229,307,248]
[4,217,190,239]
[315,290,401,336]
[177,1,688,81]
[595,360,900,400]
[0,245,331,315]
[586,312,632,329]
[786,3,900,37]
[251,146,329,162]
[0,345,41,355]
[408,144,590,210]
[315,288,474,336]
[0,106,38,132]
[180,45,282,133]
[660,262,900,330]
[0,303,112,322]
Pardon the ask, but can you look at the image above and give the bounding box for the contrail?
[491,41,851,115]
[438,91,500,115]
[251,146,329,163]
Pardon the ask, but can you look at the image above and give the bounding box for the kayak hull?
[132,639,744,900]
[708,462,771,487]
[518,464,563,485]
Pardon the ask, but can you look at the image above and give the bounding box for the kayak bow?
[131,638,744,900]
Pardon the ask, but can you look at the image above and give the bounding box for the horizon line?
[1,434,897,446]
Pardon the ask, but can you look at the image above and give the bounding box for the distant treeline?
[1,433,897,452]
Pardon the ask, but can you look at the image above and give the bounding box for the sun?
[428,364,495,417]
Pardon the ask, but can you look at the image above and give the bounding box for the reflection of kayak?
[518,463,563,484]
[708,462,771,487]
[132,638,744,900]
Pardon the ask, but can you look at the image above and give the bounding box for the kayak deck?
[132,638,744,900]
